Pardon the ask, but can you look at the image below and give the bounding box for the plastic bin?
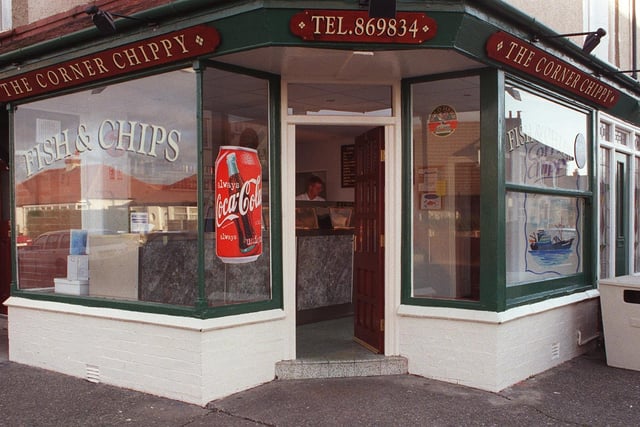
[599,275,640,371]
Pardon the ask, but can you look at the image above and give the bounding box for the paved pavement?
[0,319,638,426]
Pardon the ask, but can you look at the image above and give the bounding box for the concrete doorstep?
[275,356,408,379]
[0,346,639,426]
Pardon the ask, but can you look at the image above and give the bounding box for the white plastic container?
[599,275,640,371]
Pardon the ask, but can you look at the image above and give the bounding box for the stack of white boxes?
[53,256,90,295]
[54,230,90,295]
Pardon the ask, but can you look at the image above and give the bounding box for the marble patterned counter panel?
[138,231,270,306]
[138,232,198,305]
[296,234,353,310]
[204,234,271,306]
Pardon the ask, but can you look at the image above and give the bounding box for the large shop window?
[202,66,271,306]
[13,66,275,312]
[505,85,591,288]
[410,76,481,301]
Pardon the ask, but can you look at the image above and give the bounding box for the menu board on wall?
[341,144,356,188]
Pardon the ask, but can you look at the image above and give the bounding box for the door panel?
[353,127,385,353]
[615,153,629,277]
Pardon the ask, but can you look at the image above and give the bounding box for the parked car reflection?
[18,230,70,289]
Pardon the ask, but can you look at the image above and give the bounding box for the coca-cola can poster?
[215,146,262,263]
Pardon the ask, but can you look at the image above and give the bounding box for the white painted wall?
[397,291,600,392]
[6,297,287,406]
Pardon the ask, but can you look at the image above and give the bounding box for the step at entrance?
[275,356,407,380]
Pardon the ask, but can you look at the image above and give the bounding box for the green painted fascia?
[463,1,640,126]
[0,0,251,67]
[208,8,465,57]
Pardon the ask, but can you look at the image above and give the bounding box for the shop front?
[2,1,640,405]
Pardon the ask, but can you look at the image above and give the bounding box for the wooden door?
[353,127,385,353]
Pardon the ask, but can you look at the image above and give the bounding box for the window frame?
[503,77,597,308]
[401,68,501,312]
[401,69,597,313]
[598,114,640,278]
[9,60,283,319]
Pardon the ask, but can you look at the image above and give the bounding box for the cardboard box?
[67,255,89,281]
[54,278,89,296]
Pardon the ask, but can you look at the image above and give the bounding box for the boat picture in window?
[528,225,576,266]
[522,194,582,276]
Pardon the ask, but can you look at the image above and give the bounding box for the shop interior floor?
[275,316,407,380]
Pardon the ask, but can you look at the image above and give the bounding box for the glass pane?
[202,67,271,306]
[14,69,197,304]
[412,76,480,301]
[506,192,584,285]
[288,83,391,116]
[600,148,611,278]
[635,157,640,273]
[600,122,611,141]
[505,86,589,191]
[615,129,629,146]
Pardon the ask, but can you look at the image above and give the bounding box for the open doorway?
[294,124,385,359]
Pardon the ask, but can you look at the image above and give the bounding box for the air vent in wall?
[86,364,101,383]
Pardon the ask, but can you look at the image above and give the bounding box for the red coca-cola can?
[215,146,262,263]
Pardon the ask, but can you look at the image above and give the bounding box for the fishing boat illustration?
[528,227,576,266]
[529,229,574,251]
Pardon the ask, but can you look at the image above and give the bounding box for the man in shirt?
[296,176,326,201]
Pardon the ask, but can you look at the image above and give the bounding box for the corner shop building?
[2,1,640,405]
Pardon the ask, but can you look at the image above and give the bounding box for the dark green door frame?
[615,152,630,276]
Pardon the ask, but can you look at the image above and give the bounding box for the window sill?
[398,289,599,324]
[4,296,286,332]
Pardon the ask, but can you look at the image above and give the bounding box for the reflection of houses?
[15,157,196,237]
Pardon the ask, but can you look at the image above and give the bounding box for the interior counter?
[296,228,354,324]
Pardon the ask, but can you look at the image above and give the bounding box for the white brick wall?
[5,290,600,403]
[397,291,600,392]
[6,297,287,406]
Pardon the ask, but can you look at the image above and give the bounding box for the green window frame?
[8,60,283,319]
[401,69,596,312]
[401,69,501,311]
[503,78,596,308]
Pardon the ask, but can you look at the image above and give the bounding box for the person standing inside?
[296,176,326,201]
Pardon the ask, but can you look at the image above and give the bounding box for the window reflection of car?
[18,230,70,289]
[16,234,33,247]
